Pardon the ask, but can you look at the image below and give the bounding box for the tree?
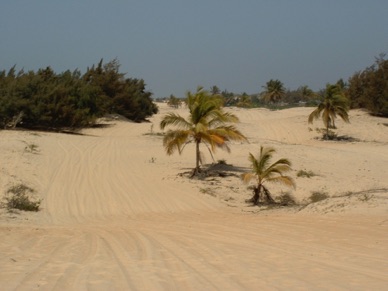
[308,84,350,139]
[210,85,220,95]
[236,93,252,108]
[0,59,158,129]
[83,59,158,122]
[221,89,235,106]
[346,55,388,117]
[241,146,295,205]
[160,87,247,176]
[261,79,285,103]
[167,94,182,108]
[298,85,317,101]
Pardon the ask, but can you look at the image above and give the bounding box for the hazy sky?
[1,1,387,97]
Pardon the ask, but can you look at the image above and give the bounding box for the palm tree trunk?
[252,185,261,205]
[195,140,201,173]
[263,186,275,204]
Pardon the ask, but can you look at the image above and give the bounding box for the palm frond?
[209,125,247,142]
[264,159,292,174]
[163,130,191,155]
[266,175,296,189]
[200,132,226,152]
[258,146,276,172]
[241,172,255,184]
[160,113,191,130]
[208,110,240,126]
[308,105,323,124]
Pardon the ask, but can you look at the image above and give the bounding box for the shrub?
[2,184,41,212]
[309,191,328,203]
[297,169,316,178]
[23,142,39,154]
[276,192,297,206]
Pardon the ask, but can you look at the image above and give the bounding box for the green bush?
[0,59,158,130]
[347,56,388,117]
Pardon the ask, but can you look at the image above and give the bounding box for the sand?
[0,103,387,290]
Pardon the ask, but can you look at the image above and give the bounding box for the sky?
[1,1,388,98]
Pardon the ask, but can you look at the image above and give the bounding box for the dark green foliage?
[347,55,388,117]
[0,59,157,129]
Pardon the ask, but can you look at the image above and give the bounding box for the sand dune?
[1,104,387,290]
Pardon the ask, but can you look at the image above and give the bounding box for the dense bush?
[347,56,388,117]
[0,59,158,129]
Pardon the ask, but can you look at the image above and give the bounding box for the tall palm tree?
[262,79,285,103]
[308,84,350,139]
[160,87,247,176]
[241,146,295,205]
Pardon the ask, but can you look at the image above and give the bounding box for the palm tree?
[308,84,350,139]
[298,85,317,101]
[262,79,285,103]
[236,93,252,108]
[210,85,220,95]
[160,87,247,176]
[241,146,295,205]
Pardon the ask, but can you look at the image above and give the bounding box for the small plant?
[276,192,297,206]
[359,193,371,202]
[23,141,39,153]
[297,169,316,178]
[149,157,156,163]
[217,159,227,165]
[241,146,295,205]
[199,187,216,197]
[315,128,337,140]
[2,184,41,212]
[309,191,329,203]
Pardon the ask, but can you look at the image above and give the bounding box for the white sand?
[1,104,387,290]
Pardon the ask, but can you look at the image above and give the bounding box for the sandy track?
[1,214,387,290]
[1,105,388,290]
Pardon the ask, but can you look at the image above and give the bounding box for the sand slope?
[1,104,387,290]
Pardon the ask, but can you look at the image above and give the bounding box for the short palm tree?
[262,79,285,103]
[160,87,247,176]
[308,84,350,139]
[241,146,295,205]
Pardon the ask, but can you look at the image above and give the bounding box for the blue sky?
[1,1,387,97]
